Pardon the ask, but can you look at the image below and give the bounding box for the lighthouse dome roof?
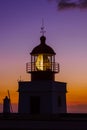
[30,36,56,55]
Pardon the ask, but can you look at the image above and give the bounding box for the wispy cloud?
[48,0,87,10]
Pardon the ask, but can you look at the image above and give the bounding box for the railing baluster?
[26,62,59,73]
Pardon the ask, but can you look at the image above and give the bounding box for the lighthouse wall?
[18,81,67,114]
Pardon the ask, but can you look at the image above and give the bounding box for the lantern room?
[26,35,60,81]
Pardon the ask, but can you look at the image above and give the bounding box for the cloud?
[58,1,77,10]
[48,0,87,10]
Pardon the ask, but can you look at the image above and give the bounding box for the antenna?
[40,18,46,36]
[7,90,13,113]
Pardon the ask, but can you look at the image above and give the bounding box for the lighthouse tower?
[18,28,67,114]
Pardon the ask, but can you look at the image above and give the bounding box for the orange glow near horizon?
[0,74,87,113]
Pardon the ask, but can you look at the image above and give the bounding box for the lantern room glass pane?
[35,54,52,71]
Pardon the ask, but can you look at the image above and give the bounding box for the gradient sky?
[0,0,87,113]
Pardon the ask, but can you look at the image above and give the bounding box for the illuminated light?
[36,54,51,71]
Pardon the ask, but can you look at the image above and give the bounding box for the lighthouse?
[18,28,67,114]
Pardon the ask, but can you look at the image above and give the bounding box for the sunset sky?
[0,0,87,113]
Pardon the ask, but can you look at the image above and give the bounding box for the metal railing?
[26,62,60,73]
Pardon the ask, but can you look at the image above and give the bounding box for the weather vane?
[40,19,46,36]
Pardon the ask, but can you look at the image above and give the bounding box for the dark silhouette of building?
[18,30,67,114]
[3,96,10,114]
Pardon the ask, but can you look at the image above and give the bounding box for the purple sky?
[0,0,87,113]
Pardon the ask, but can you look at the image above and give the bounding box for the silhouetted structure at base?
[18,81,67,114]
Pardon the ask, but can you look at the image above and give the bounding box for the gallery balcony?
[26,62,60,73]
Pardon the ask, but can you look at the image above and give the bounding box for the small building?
[18,31,67,114]
[3,96,10,114]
